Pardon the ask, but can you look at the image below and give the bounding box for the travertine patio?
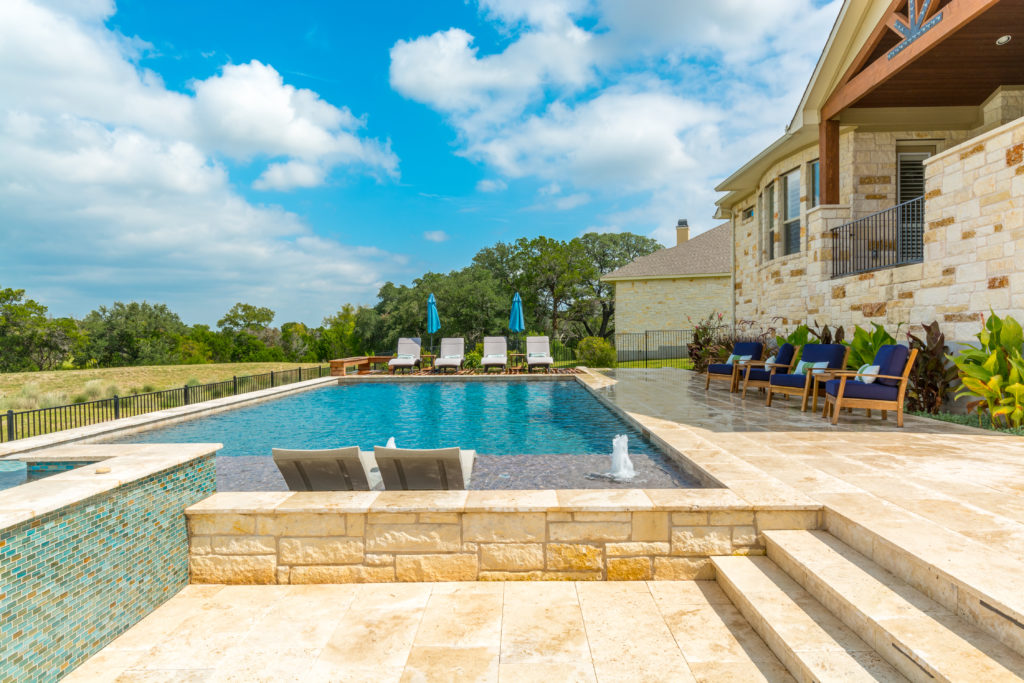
[69,369,1024,681]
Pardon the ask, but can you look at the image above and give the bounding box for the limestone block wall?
[187,491,821,584]
[613,276,732,333]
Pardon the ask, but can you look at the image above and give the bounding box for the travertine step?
[821,496,1024,656]
[712,555,907,683]
[765,529,1024,683]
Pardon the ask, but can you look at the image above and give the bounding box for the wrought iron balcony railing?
[831,196,924,278]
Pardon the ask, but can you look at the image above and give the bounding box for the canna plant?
[951,312,1024,427]
[906,321,958,414]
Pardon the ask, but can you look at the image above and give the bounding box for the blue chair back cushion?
[769,373,809,389]
[824,379,898,401]
[747,368,772,383]
[707,363,734,376]
[799,344,846,368]
[872,344,910,386]
[732,342,763,359]
[775,343,796,369]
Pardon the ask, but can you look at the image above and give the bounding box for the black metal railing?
[831,196,924,278]
[1,365,328,443]
[614,330,695,369]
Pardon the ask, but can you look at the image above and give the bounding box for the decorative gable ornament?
[887,0,944,60]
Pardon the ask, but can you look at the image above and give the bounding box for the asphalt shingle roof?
[603,223,731,280]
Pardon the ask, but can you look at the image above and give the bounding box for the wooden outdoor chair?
[822,346,919,427]
[705,342,764,392]
[765,344,849,411]
[740,344,801,398]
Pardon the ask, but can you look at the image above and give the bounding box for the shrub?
[83,379,105,399]
[185,377,201,387]
[464,351,482,369]
[577,337,616,368]
[906,321,958,414]
[687,312,727,372]
[142,384,156,393]
[952,311,1024,427]
[845,322,898,369]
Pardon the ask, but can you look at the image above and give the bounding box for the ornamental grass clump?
[951,312,1024,428]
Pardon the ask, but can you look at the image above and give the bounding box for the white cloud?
[475,178,507,192]
[423,230,450,242]
[0,0,408,322]
[553,192,590,210]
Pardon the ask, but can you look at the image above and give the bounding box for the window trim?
[781,168,801,256]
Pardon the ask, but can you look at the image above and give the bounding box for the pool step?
[765,529,1024,683]
[821,497,1024,657]
[712,555,907,682]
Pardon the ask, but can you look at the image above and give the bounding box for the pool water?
[107,381,661,458]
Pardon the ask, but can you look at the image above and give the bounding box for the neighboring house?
[603,221,732,333]
[715,0,1023,343]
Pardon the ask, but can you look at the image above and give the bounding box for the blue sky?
[0,0,840,325]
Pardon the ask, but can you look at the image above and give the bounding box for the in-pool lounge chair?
[388,337,422,374]
[526,336,554,372]
[765,343,849,411]
[272,447,380,491]
[434,337,465,373]
[481,336,508,373]
[373,446,475,490]
[705,342,764,392]
[823,345,918,427]
[740,343,800,398]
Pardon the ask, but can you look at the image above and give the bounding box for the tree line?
[0,232,660,372]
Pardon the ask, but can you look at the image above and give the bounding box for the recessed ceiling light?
[996,35,1012,46]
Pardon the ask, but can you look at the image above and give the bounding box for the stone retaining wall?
[186,491,821,584]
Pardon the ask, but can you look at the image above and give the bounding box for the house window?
[742,207,754,221]
[763,182,775,260]
[809,160,820,208]
[782,169,800,255]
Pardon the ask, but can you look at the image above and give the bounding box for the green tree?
[514,236,585,338]
[0,287,74,371]
[217,303,275,332]
[79,301,187,366]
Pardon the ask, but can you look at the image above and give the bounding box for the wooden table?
[810,370,843,413]
[509,353,525,372]
[330,355,394,376]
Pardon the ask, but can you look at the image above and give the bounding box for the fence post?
[299,367,303,381]
[233,375,238,395]
[5,410,13,442]
[644,331,649,368]
[114,395,120,420]
[183,384,190,406]
[271,371,275,388]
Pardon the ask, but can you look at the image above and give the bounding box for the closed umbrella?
[427,293,441,355]
[509,292,525,353]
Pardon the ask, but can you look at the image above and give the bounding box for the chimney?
[676,219,690,246]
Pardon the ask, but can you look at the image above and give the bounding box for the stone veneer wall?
[0,456,216,682]
[612,276,732,333]
[187,491,820,584]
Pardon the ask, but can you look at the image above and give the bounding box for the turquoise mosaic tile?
[0,455,215,682]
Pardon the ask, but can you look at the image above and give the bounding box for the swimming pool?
[107,380,659,457]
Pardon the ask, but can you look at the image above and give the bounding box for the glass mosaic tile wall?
[0,456,216,681]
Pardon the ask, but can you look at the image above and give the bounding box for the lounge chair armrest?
[739,360,766,367]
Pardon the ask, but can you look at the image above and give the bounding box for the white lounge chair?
[526,336,554,372]
[272,447,381,491]
[481,336,507,373]
[433,337,465,373]
[373,446,475,490]
[388,337,422,374]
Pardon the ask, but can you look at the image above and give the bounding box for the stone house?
[714,0,1024,343]
[603,221,732,333]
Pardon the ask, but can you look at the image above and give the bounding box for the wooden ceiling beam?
[822,0,1002,120]
[832,0,907,95]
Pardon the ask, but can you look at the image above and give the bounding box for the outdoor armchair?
[526,336,554,372]
[822,345,918,427]
[373,446,475,490]
[433,337,465,373]
[388,337,422,374]
[481,336,508,372]
[765,343,849,411]
[705,342,764,392]
[272,446,381,491]
[740,343,800,398]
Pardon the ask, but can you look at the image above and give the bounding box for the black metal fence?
[1,366,328,444]
[614,330,695,368]
[831,196,924,278]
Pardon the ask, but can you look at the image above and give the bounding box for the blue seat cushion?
[733,342,763,359]
[799,344,847,368]
[825,379,898,401]
[770,373,809,389]
[776,343,796,368]
[746,368,772,383]
[708,363,734,376]
[872,344,910,386]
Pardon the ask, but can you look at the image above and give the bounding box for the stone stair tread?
[766,529,1024,682]
[713,555,908,682]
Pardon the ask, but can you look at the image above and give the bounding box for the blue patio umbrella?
[509,292,525,352]
[427,293,441,353]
